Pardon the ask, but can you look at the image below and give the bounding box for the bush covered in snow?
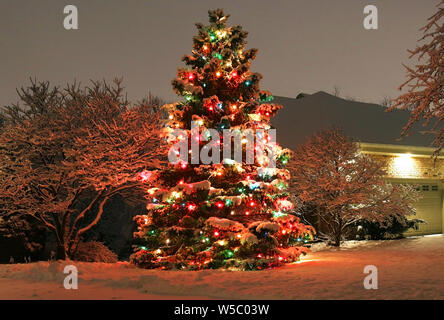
[353,216,424,240]
[72,241,118,263]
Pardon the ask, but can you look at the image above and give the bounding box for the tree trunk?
[333,232,341,247]
[333,217,342,247]
[316,206,322,232]
[56,242,67,260]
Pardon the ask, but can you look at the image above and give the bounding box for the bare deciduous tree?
[0,79,166,259]
[288,128,419,246]
[380,96,393,108]
[332,85,341,97]
[389,1,443,152]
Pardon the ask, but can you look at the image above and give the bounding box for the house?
[271,91,443,236]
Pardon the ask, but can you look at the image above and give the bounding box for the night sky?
[0,0,438,106]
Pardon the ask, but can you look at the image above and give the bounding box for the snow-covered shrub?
[0,214,46,262]
[72,241,118,263]
[353,216,424,240]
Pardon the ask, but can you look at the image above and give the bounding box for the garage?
[404,183,442,236]
[359,143,444,237]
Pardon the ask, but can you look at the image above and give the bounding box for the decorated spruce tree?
[131,9,314,270]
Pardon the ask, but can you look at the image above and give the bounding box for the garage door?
[405,183,442,236]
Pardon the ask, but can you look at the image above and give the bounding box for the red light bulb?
[215,201,224,209]
[187,202,197,211]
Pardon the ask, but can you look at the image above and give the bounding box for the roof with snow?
[271,91,433,151]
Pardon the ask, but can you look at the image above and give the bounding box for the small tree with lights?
[131,9,314,270]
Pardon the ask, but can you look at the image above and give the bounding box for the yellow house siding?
[358,142,444,236]
[358,142,444,180]
[367,154,444,180]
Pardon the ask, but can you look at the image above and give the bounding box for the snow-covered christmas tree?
[131,9,314,270]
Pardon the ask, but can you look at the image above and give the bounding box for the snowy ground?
[1,235,444,300]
